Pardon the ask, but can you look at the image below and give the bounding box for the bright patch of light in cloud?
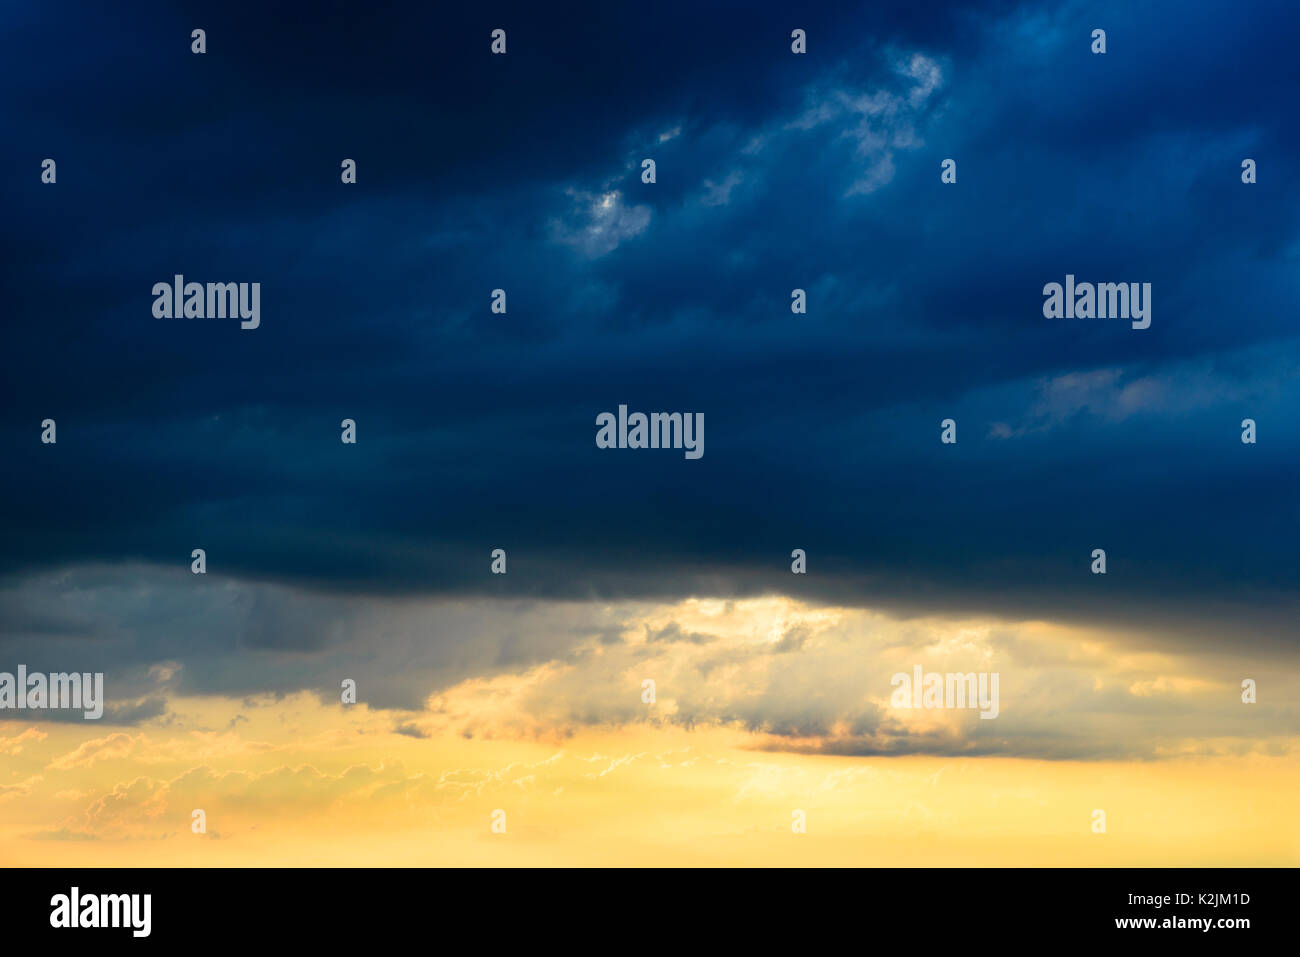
[549,188,652,257]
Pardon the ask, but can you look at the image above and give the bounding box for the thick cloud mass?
[2,0,1298,639]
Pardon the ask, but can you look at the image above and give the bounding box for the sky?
[1,0,1298,866]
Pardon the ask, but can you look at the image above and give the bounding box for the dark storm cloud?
[1,0,1297,649]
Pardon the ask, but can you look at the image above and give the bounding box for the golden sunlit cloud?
[2,595,1297,866]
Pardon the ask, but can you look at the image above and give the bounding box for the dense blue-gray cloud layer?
[1,0,1297,641]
